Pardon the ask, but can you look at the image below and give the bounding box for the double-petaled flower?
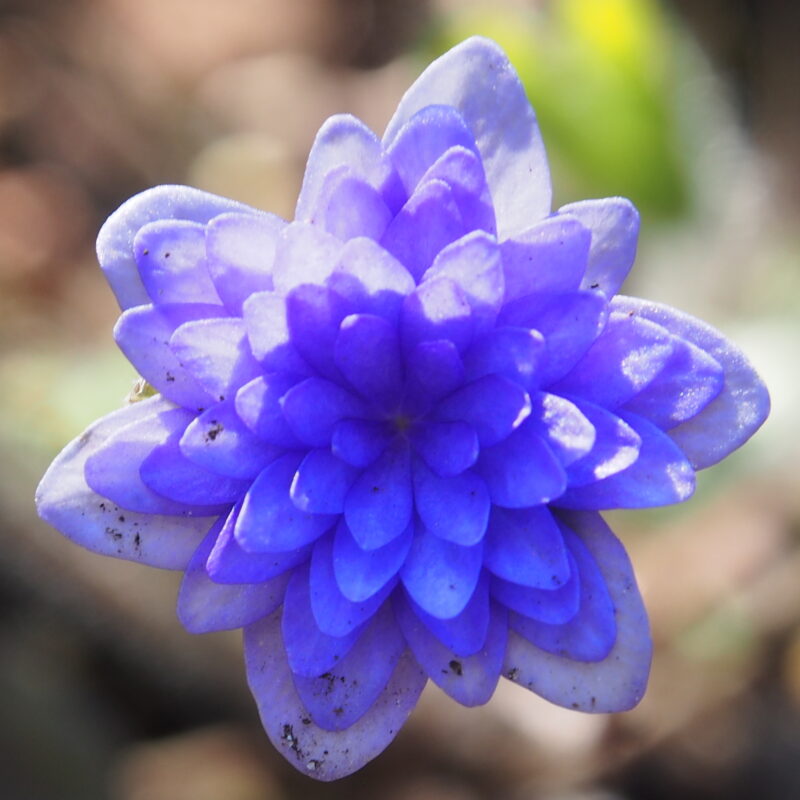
[36,37,768,780]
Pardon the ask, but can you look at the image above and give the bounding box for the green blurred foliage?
[425,0,690,218]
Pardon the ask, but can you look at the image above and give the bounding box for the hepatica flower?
[36,38,768,779]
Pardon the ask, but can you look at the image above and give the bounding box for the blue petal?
[509,523,614,661]
[170,317,262,403]
[285,283,352,381]
[244,609,426,779]
[559,197,640,298]
[381,180,466,280]
[334,313,403,401]
[409,573,491,657]
[331,419,391,468]
[622,336,724,429]
[35,397,214,568]
[564,398,641,487]
[282,564,363,678]
[179,399,281,479]
[383,36,551,237]
[134,220,222,306]
[242,290,311,375]
[396,592,507,706]
[436,374,531,446]
[326,237,415,324]
[411,420,478,477]
[552,311,675,409]
[206,211,284,314]
[525,392,595,468]
[612,296,770,468]
[84,404,219,515]
[311,166,392,241]
[178,520,289,633]
[412,459,489,546]
[406,339,464,401]
[281,377,368,448]
[206,503,310,584]
[293,602,406,731]
[503,510,652,712]
[501,216,590,301]
[483,506,570,589]
[296,113,404,221]
[235,374,303,448]
[462,326,545,389]
[97,184,255,310]
[477,425,566,507]
[400,527,483,619]
[343,440,413,549]
[332,518,413,602]
[419,146,495,234]
[235,453,337,552]
[386,104,478,194]
[290,449,359,514]
[422,231,504,335]
[114,303,221,409]
[557,411,695,509]
[499,289,608,386]
[491,551,580,623]
[309,534,396,637]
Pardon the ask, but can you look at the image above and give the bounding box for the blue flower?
[36,37,769,780]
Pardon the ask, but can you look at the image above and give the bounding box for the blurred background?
[0,0,798,797]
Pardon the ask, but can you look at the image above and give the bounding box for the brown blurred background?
[0,1,798,798]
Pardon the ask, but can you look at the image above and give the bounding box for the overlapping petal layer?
[36,36,769,781]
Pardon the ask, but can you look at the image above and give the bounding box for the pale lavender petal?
[611,296,770,468]
[178,521,289,633]
[35,397,215,568]
[242,290,312,375]
[293,602,406,731]
[500,216,590,302]
[170,317,262,403]
[381,179,466,280]
[97,185,254,310]
[135,220,222,306]
[559,197,640,298]
[206,211,284,314]
[245,609,426,780]
[310,166,392,241]
[422,230,504,334]
[503,511,652,713]
[396,593,506,706]
[114,303,221,409]
[271,221,345,294]
[296,114,404,221]
[383,36,551,236]
[235,374,303,448]
[386,104,478,194]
